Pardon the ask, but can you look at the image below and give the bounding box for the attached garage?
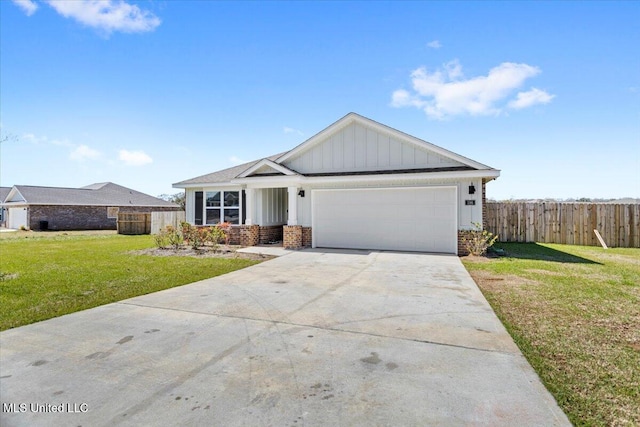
[312,187,458,254]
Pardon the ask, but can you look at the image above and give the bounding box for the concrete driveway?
[0,250,570,426]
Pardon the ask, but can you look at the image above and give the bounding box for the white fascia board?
[303,169,500,185]
[6,187,25,203]
[237,159,297,177]
[231,175,305,188]
[173,182,239,189]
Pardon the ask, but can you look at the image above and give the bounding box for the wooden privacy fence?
[117,213,151,235]
[151,211,186,235]
[485,202,640,248]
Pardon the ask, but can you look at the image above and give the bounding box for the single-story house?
[1,182,180,231]
[173,113,500,254]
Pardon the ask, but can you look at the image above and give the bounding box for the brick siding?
[239,225,260,246]
[259,225,283,244]
[457,230,472,256]
[226,226,241,245]
[302,227,312,247]
[283,225,302,249]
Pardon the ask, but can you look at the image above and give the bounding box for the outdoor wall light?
[298,189,305,197]
[468,184,476,195]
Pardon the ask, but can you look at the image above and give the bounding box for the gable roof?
[3,183,179,207]
[173,113,499,188]
[237,158,298,178]
[0,187,11,203]
[173,153,285,186]
[277,112,492,170]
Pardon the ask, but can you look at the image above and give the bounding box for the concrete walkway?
[0,250,570,426]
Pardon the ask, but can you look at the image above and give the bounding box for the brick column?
[458,230,472,256]
[239,225,259,247]
[283,225,302,249]
[301,227,312,247]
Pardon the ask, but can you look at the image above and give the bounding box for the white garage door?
[313,187,457,254]
[8,207,28,230]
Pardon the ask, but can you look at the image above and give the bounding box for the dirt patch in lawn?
[131,246,275,261]
[467,269,539,293]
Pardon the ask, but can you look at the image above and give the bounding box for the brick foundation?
[239,225,260,246]
[283,225,303,249]
[227,226,241,245]
[302,227,312,247]
[259,225,283,244]
[458,230,473,256]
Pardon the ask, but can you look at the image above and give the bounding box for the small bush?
[463,222,498,256]
[216,222,232,245]
[154,225,183,249]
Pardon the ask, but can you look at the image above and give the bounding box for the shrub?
[216,222,232,245]
[462,222,498,256]
[154,225,183,249]
[207,226,225,251]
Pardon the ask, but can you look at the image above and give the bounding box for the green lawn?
[462,243,640,427]
[0,233,261,331]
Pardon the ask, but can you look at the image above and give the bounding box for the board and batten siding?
[257,188,287,226]
[283,122,465,174]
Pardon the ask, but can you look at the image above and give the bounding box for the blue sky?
[1,0,638,200]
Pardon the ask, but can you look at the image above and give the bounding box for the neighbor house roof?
[3,182,179,207]
[0,187,11,203]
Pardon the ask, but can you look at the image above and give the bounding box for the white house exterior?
[173,113,500,254]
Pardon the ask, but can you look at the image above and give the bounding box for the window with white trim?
[205,191,240,224]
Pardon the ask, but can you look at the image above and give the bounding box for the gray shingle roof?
[173,153,285,186]
[5,183,179,207]
[0,187,10,203]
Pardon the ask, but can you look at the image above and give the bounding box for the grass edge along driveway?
[462,243,639,427]
[0,233,262,331]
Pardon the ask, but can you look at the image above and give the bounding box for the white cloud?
[508,88,555,110]
[44,0,161,34]
[427,40,442,49]
[229,156,248,166]
[118,149,152,166]
[70,144,101,161]
[12,0,38,16]
[392,60,554,119]
[283,126,303,136]
[21,133,47,144]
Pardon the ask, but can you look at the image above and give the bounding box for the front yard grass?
[0,233,262,331]
[462,243,640,427]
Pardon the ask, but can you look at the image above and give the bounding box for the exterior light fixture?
[298,189,305,197]
[468,184,476,195]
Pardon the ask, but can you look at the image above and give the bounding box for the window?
[205,191,240,224]
[107,207,119,219]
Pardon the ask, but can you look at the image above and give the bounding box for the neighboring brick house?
[173,113,500,255]
[2,182,180,231]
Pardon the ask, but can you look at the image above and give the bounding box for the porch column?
[244,188,255,225]
[287,186,298,226]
